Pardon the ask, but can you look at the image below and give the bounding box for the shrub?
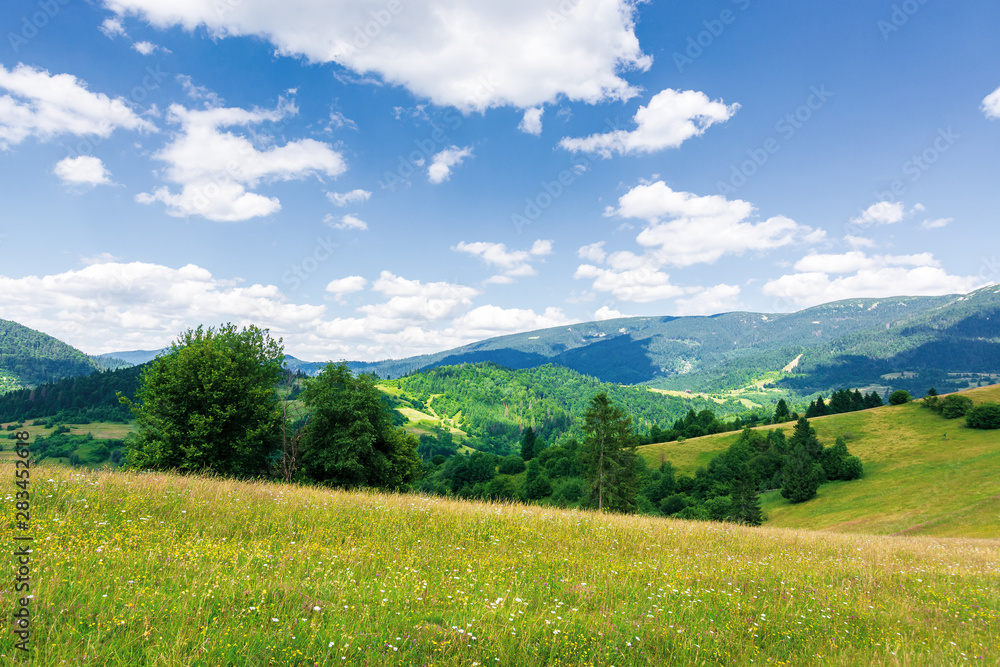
[841,456,863,480]
[889,390,912,405]
[940,395,973,419]
[498,455,526,475]
[966,403,1000,430]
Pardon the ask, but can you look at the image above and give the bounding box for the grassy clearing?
[640,385,1000,538]
[2,467,998,666]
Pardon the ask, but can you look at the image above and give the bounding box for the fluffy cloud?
[453,239,552,282]
[132,40,169,55]
[559,89,739,157]
[327,188,371,206]
[100,17,127,38]
[594,305,624,320]
[921,217,953,230]
[606,181,822,267]
[53,156,113,186]
[0,261,572,361]
[451,305,572,339]
[850,201,907,226]
[427,146,473,183]
[763,251,983,309]
[324,214,368,231]
[674,284,741,316]
[578,242,607,263]
[983,85,1000,119]
[104,0,650,112]
[136,100,346,221]
[574,264,685,303]
[518,107,544,135]
[0,63,154,150]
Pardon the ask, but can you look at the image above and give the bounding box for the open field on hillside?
[639,385,1000,538]
[2,467,998,666]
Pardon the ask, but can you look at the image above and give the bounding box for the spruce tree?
[781,443,822,503]
[520,426,537,461]
[579,392,640,512]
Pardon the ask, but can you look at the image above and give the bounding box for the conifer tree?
[579,392,640,512]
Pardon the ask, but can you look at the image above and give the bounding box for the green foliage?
[498,455,526,475]
[773,398,790,422]
[520,426,537,461]
[579,392,640,512]
[889,390,912,405]
[0,363,142,423]
[123,324,284,477]
[386,363,744,454]
[781,444,823,503]
[966,403,1000,430]
[940,395,974,419]
[299,362,421,490]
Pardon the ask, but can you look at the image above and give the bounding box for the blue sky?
[1,0,998,361]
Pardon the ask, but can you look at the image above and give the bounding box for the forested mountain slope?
[0,319,98,391]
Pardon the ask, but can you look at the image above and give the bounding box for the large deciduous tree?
[298,362,421,490]
[579,392,640,512]
[123,324,284,477]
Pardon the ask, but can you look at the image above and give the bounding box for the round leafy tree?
[889,390,912,405]
[123,324,284,477]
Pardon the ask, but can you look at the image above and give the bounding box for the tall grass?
[3,467,998,666]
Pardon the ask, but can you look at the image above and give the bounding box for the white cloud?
[325,275,367,303]
[844,234,876,249]
[136,101,346,221]
[578,242,607,263]
[100,17,127,38]
[327,188,371,206]
[453,239,552,282]
[559,88,739,157]
[53,156,113,186]
[763,251,983,309]
[323,213,368,231]
[328,111,358,131]
[132,40,169,55]
[105,0,650,112]
[0,260,578,362]
[674,284,741,316]
[451,305,572,339]
[427,146,473,183]
[574,264,685,303]
[176,74,224,108]
[983,86,1000,119]
[0,63,154,150]
[607,181,821,267]
[921,217,953,230]
[519,107,544,135]
[850,201,906,226]
[594,305,624,320]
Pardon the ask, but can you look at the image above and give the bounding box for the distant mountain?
[94,349,167,366]
[341,286,1000,395]
[0,319,99,391]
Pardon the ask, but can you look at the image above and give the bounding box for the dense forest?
[386,363,753,454]
[0,319,98,389]
[0,364,143,423]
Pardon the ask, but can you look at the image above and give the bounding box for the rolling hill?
[0,318,99,391]
[639,383,1000,538]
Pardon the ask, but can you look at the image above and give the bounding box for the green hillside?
[0,319,98,391]
[639,384,1000,538]
[12,466,999,666]
[383,363,752,454]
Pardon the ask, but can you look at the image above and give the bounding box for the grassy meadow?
[640,384,1000,538]
[2,467,999,666]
